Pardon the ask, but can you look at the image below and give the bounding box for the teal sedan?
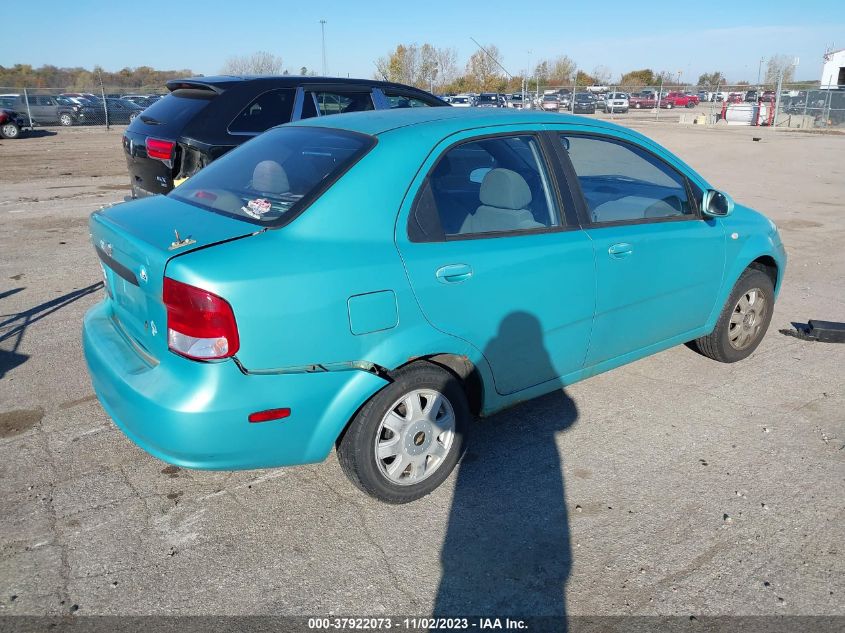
[83,108,786,503]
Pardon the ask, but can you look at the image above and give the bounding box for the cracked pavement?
[0,124,843,617]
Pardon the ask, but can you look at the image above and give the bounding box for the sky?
[1,0,842,83]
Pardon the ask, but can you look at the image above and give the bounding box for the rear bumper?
[82,301,387,470]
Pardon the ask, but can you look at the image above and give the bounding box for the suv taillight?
[146,137,175,161]
[163,277,239,360]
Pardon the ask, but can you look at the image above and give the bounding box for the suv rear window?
[228,88,296,133]
[170,126,375,226]
[130,92,213,136]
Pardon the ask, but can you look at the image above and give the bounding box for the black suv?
[123,76,447,198]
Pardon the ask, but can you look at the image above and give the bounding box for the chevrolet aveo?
[83,108,786,503]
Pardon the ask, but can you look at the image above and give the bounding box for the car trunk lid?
[90,195,259,360]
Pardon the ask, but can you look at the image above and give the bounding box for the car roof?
[287,107,630,138]
[166,75,439,95]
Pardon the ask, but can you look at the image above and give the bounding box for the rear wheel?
[690,268,774,363]
[59,113,74,126]
[665,103,673,109]
[635,102,641,109]
[0,122,20,139]
[337,362,469,503]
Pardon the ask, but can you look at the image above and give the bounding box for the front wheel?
[665,103,673,109]
[0,122,21,139]
[337,362,469,503]
[690,268,774,363]
[59,113,74,126]
[634,102,641,109]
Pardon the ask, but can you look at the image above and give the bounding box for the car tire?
[634,102,641,109]
[129,112,138,122]
[686,102,695,108]
[666,103,673,109]
[337,362,470,504]
[0,122,21,139]
[59,113,74,126]
[690,267,774,363]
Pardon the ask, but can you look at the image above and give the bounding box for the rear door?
[551,130,725,366]
[396,128,596,395]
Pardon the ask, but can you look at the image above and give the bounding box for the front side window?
[228,88,296,133]
[170,126,375,226]
[411,135,560,240]
[560,135,694,224]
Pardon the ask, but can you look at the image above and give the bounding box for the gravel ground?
[0,119,843,619]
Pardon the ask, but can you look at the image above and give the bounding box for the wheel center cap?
[744,311,756,328]
[404,421,432,456]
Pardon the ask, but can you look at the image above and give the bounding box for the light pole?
[757,57,765,86]
[320,19,327,76]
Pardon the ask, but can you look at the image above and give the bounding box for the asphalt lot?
[0,115,843,618]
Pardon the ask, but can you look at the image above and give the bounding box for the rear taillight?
[163,277,239,360]
[146,137,175,161]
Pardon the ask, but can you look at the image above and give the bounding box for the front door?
[396,130,596,395]
[553,132,726,365]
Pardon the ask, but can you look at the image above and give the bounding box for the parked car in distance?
[0,93,96,126]
[0,107,30,138]
[727,93,744,104]
[84,108,786,503]
[449,94,475,107]
[476,93,506,108]
[508,93,529,109]
[629,92,663,109]
[683,92,701,106]
[541,94,560,111]
[744,90,760,102]
[662,92,694,108]
[601,92,629,113]
[122,76,447,198]
[572,92,596,114]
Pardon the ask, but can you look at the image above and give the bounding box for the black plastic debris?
[780,320,845,343]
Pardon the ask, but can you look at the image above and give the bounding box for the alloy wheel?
[728,288,768,350]
[374,388,456,486]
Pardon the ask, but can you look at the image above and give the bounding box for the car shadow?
[433,312,578,626]
[22,129,58,138]
[0,282,102,379]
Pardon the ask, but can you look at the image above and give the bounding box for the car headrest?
[252,160,290,194]
[479,168,532,210]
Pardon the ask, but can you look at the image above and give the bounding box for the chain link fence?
[2,83,843,133]
[513,82,845,128]
[0,87,166,131]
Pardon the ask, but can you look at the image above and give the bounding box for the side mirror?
[702,190,735,217]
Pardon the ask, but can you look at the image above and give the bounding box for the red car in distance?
[662,92,696,108]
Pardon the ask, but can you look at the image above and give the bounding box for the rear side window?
[130,92,213,136]
[309,91,374,116]
[411,135,560,240]
[170,126,375,227]
[228,88,296,133]
[560,135,694,224]
[383,91,437,108]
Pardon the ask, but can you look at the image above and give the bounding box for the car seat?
[460,168,543,234]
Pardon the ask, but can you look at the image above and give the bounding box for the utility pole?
[320,19,327,76]
[757,57,765,86]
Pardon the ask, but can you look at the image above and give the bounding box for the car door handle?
[435,264,473,284]
[608,243,633,259]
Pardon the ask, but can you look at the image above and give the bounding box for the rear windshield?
[478,95,497,103]
[170,126,375,226]
[131,92,212,135]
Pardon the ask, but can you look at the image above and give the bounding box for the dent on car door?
[396,131,596,395]
[555,132,726,365]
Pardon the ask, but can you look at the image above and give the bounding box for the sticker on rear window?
[242,198,272,219]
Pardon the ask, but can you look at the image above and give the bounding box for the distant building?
[821,48,845,88]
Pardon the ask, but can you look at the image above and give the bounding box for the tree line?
[0,64,195,92]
